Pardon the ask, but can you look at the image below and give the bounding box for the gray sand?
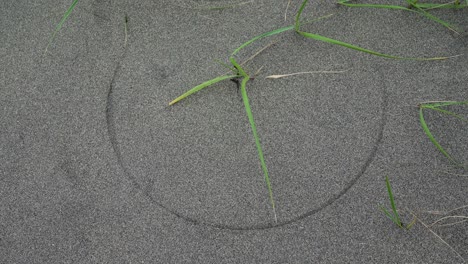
[1,0,467,263]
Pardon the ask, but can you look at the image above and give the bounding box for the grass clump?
[169,0,457,224]
[379,176,416,229]
[43,0,464,227]
[169,0,458,224]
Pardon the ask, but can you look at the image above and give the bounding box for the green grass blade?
[229,57,248,76]
[298,1,451,60]
[427,101,468,122]
[297,31,449,60]
[295,0,310,31]
[410,4,459,33]
[240,75,277,223]
[169,75,238,105]
[230,56,277,223]
[45,0,80,53]
[214,59,237,73]
[338,0,416,11]
[420,101,468,108]
[339,0,459,33]
[415,2,468,9]
[419,107,458,165]
[429,107,468,123]
[379,205,399,224]
[231,26,294,57]
[385,176,402,227]
[230,12,334,58]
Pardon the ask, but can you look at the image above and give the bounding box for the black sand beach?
[1,0,467,262]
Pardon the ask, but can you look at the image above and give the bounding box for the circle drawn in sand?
[107,62,386,230]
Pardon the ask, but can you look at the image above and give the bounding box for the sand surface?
[1,0,467,262]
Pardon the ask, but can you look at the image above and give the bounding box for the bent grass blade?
[239,75,278,223]
[418,101,468,166]
[419,107,458,165]
[408,2,460,33]
[169,75,239,105]
[231,13,334,58]
[45,0,79,54]
[230,56,278,223]
[295,0,310,31]
[231,26,295,57]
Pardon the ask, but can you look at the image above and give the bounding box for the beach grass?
[418,101,468,167]
[169,0,458,223]
[338,0,467,33]
[379,176,416,229]
[45,0,79,54]
[43,0,466,233]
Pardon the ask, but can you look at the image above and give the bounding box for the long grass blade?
[415,2,468,9]
[231,13,334,58]
[229,56,278,223]
[340,0,459,32]
[169,75,238,105]
[295,0,310,31]
[419,101,468,108]
[418,101,468,167]
[408,3,459,33]
[419,107,458,165]
[231,26,294,57]
[338,0,417,11]
[385,176,402,227]
[296,0,449,60]
[240,75,277,223]
[297,31,450,60]
[427,107,468,122]
[45,0,80,54]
